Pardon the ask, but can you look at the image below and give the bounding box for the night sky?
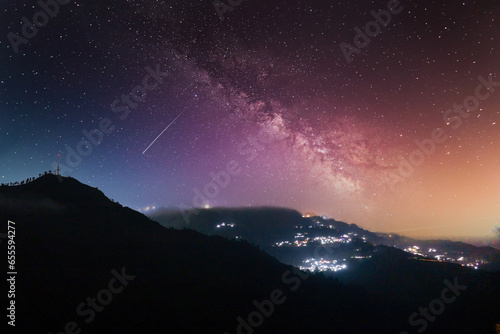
[1,0,499,238]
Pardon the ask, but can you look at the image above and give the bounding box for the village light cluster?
[274,232,355,248]
[216,222,235,228]
[300,258,348,272]
[404,245,486,269]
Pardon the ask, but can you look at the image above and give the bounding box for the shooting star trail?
[142,111,185,155]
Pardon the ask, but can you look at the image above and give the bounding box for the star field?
[1,0,499,238]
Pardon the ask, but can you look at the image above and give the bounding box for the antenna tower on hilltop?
[55,153,61,176]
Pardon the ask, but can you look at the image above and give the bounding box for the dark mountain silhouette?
[0,175,499,333]
[375,232,500,269]
[153,206,305,247]
[151,207,500,270]
[0,175,391,333]
[337,245,500,333]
